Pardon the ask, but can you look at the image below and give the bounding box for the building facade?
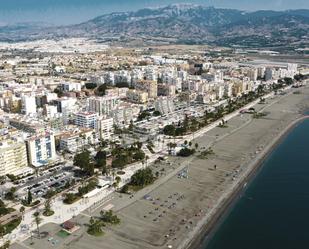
[26,133,56,167]
[0,139,28,176]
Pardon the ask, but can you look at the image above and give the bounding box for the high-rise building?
[265,68,274,81]
[0,138,28,176]
[97,117,114,140]
[26,132,56,167]
[248,68,258,81]
[75,112,98,129]
[21,96,36,115]
[87,96,120,116]
[134,80,158,99]
[126,89,148,103]
[61,82,82,92]
[154,97,175,115]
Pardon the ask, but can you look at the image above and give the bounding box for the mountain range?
[0,4,308,50]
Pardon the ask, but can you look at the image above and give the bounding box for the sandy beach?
[11,85,309,249]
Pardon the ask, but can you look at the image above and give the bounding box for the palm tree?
[115,176,121,185]
[34,168,39,178]
[43,198,53,216]
[0,224,5,240]
[33,211,42,238]
[112,182,118,189]
[111,170,116,181]
[145,155,149,167]
[20,206,25,220]
[195,143,199,150]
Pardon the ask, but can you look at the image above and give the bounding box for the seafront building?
[0,138,28,176]
[26,132,56,167]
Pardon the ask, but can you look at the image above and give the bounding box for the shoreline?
[185,114,309,249]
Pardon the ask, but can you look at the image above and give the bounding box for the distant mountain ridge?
[0,4,308,50]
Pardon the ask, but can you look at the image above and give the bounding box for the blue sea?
[199,119,309,249]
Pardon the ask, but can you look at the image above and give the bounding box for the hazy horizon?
[0,0,308,26]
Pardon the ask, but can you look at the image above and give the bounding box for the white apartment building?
[43,104,58,118]
[61,82,82,92]
[21,95,37,115]
[88,96,120,116]
[46,92,58,102]
[154,97,175,115]
[26,132,56,167]
[54,97,77,113]
[75,112,98,129]
[59,129,96,153]
[97,117,114,140]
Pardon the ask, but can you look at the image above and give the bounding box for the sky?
[0,0,308,26]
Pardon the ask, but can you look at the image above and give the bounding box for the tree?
[133,150,145,161]
[74,151,93,175]
[115,82,129,88]
[20,206,25,220]
[87,217,104,236]
[0,240,10,249]
[33,211,42,238]
[115,176,121,184]
[94,150,107,168]
[43,199,54,216]
[54,88,64,97]
[101,165,108,175]
[63,193,78,204]
[294,74,305,81]
[0,200,9,216]
[27,189,33,205]
[85,83,97,89]
[283,77,294,85]
[96,84,107,96]
[163,125,176,136]
[145,155,149,167]
[195,143,199,150]
[120,184,129,193]
[34,168,39,178]
[153,110,161,116]
[177,148,195,157]
[100,210,120,225]
[5,187,16,201]
[128,120,134,131]
[137,111,151,121]
[0,224,5,239]
[130,168,155,187]
[44,189,56,199]
[112,182,118,189]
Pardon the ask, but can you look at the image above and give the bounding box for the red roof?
[62,220,75,230]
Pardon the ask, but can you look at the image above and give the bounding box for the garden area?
[63,178,98,204]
